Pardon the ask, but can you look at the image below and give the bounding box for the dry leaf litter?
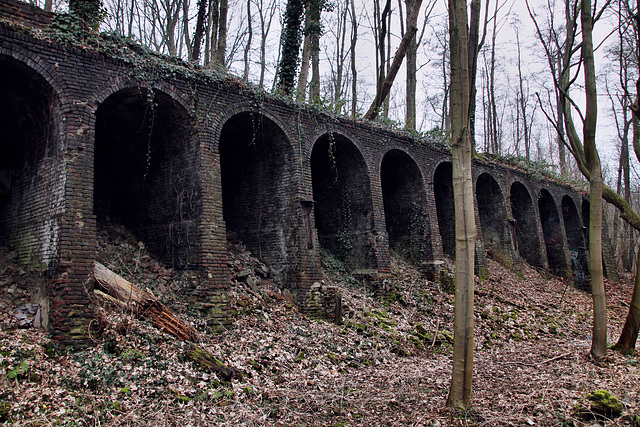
[0,221,638,426]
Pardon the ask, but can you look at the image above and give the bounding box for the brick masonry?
[0,0,603,342]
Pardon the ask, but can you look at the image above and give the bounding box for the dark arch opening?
[434,162,454,258]
[311,133,374,270]
[510,182,544,268]
[538,189,568,275]
[219,112,296,281]
[562,196,585,250]
[476,173,513,265]
[0,55,62,268]
[562,195,588,288]
[95,88,200,268]
[381,149,432,265]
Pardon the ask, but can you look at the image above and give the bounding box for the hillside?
[0,224,638,426]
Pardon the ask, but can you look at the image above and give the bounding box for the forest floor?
[1,224,639,426]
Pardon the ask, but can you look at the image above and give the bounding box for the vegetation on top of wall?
[0,10,587,193]
[477,152,588,191]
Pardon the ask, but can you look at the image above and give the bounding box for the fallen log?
[93,261,199,342]
[185,343,244,381]
[93,261,244,381]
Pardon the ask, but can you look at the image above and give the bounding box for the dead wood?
[498,352,572,368]
[93,261,199,342]
[185,343,244,381]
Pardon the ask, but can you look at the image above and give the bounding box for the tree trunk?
[69,0,102,28]
[297,4,312,102]
[467,0,481,148]
[191,0,209,62]
[405,0,417,130]
[581,0,607,360]
[616,249,640,351]
[364,0,422,121]
[309,0,322,102]
[446,0,475,410]
[216,0,228,68]
[350,0,358,117]
[93,262,199,342]
[278,0,305,94]
[243,0,253,80]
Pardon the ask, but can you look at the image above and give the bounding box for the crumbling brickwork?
[0,0,602,342]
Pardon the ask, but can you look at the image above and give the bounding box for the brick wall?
[0,1,601,342]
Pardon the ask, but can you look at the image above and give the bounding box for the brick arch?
[304,125,362,159]
[476,172,514,265]
[211,104,295,153]
[0,49,66,100]
[378,145,426,177]
[510,181,544,268]
[310,132,376,270]
[94,86,200,268]
[539,188,568,275]
[0,52,67,273]
[433,160,454,258]
[562,195,585,251]
[218,110,299,284]
[380,148,433,265]
[562,194,588,288]
[89,78,194,117]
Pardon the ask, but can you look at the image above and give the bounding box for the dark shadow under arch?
[539,189,568,275]
[0,55,62,268]
[477,173,513,265]
[562,195,588,288]
[381,149,432,265]
[510,182,544,268]
[95,87,200,268]
[219,112,297,281]
[434,162,454,258]
[311,133,374,270]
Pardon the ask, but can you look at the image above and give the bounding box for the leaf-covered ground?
[1,228,638,426]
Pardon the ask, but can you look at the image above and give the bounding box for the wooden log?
[185,343,244,381]
[93,261,200,342]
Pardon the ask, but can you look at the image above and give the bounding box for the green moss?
[478,266,490,281]
[327,352,341,364]
[0,402,11,423]
[248,359,262,371]
[586,390,623,416]
[7,360,29,380]
[121,348,144,361]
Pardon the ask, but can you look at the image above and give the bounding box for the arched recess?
[434,162,455,258]
[311,133,375,270]
[381,149,432,265]
[94,87,200,268]
[562,196,585,251]
[562,195,588,287]
[510,182,544,268]
[538,189,568,275]
[219,112,297,281]
[0,55,63,269]
[476,173,513,265]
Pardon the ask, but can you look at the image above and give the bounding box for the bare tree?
[528,0,609,358]
[256,0,278,87]
[350,0,358,117]
[447,0,476,409]
[364,0,423,121]
[405,0,436,130]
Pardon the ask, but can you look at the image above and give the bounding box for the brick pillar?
[48,103,97,346]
